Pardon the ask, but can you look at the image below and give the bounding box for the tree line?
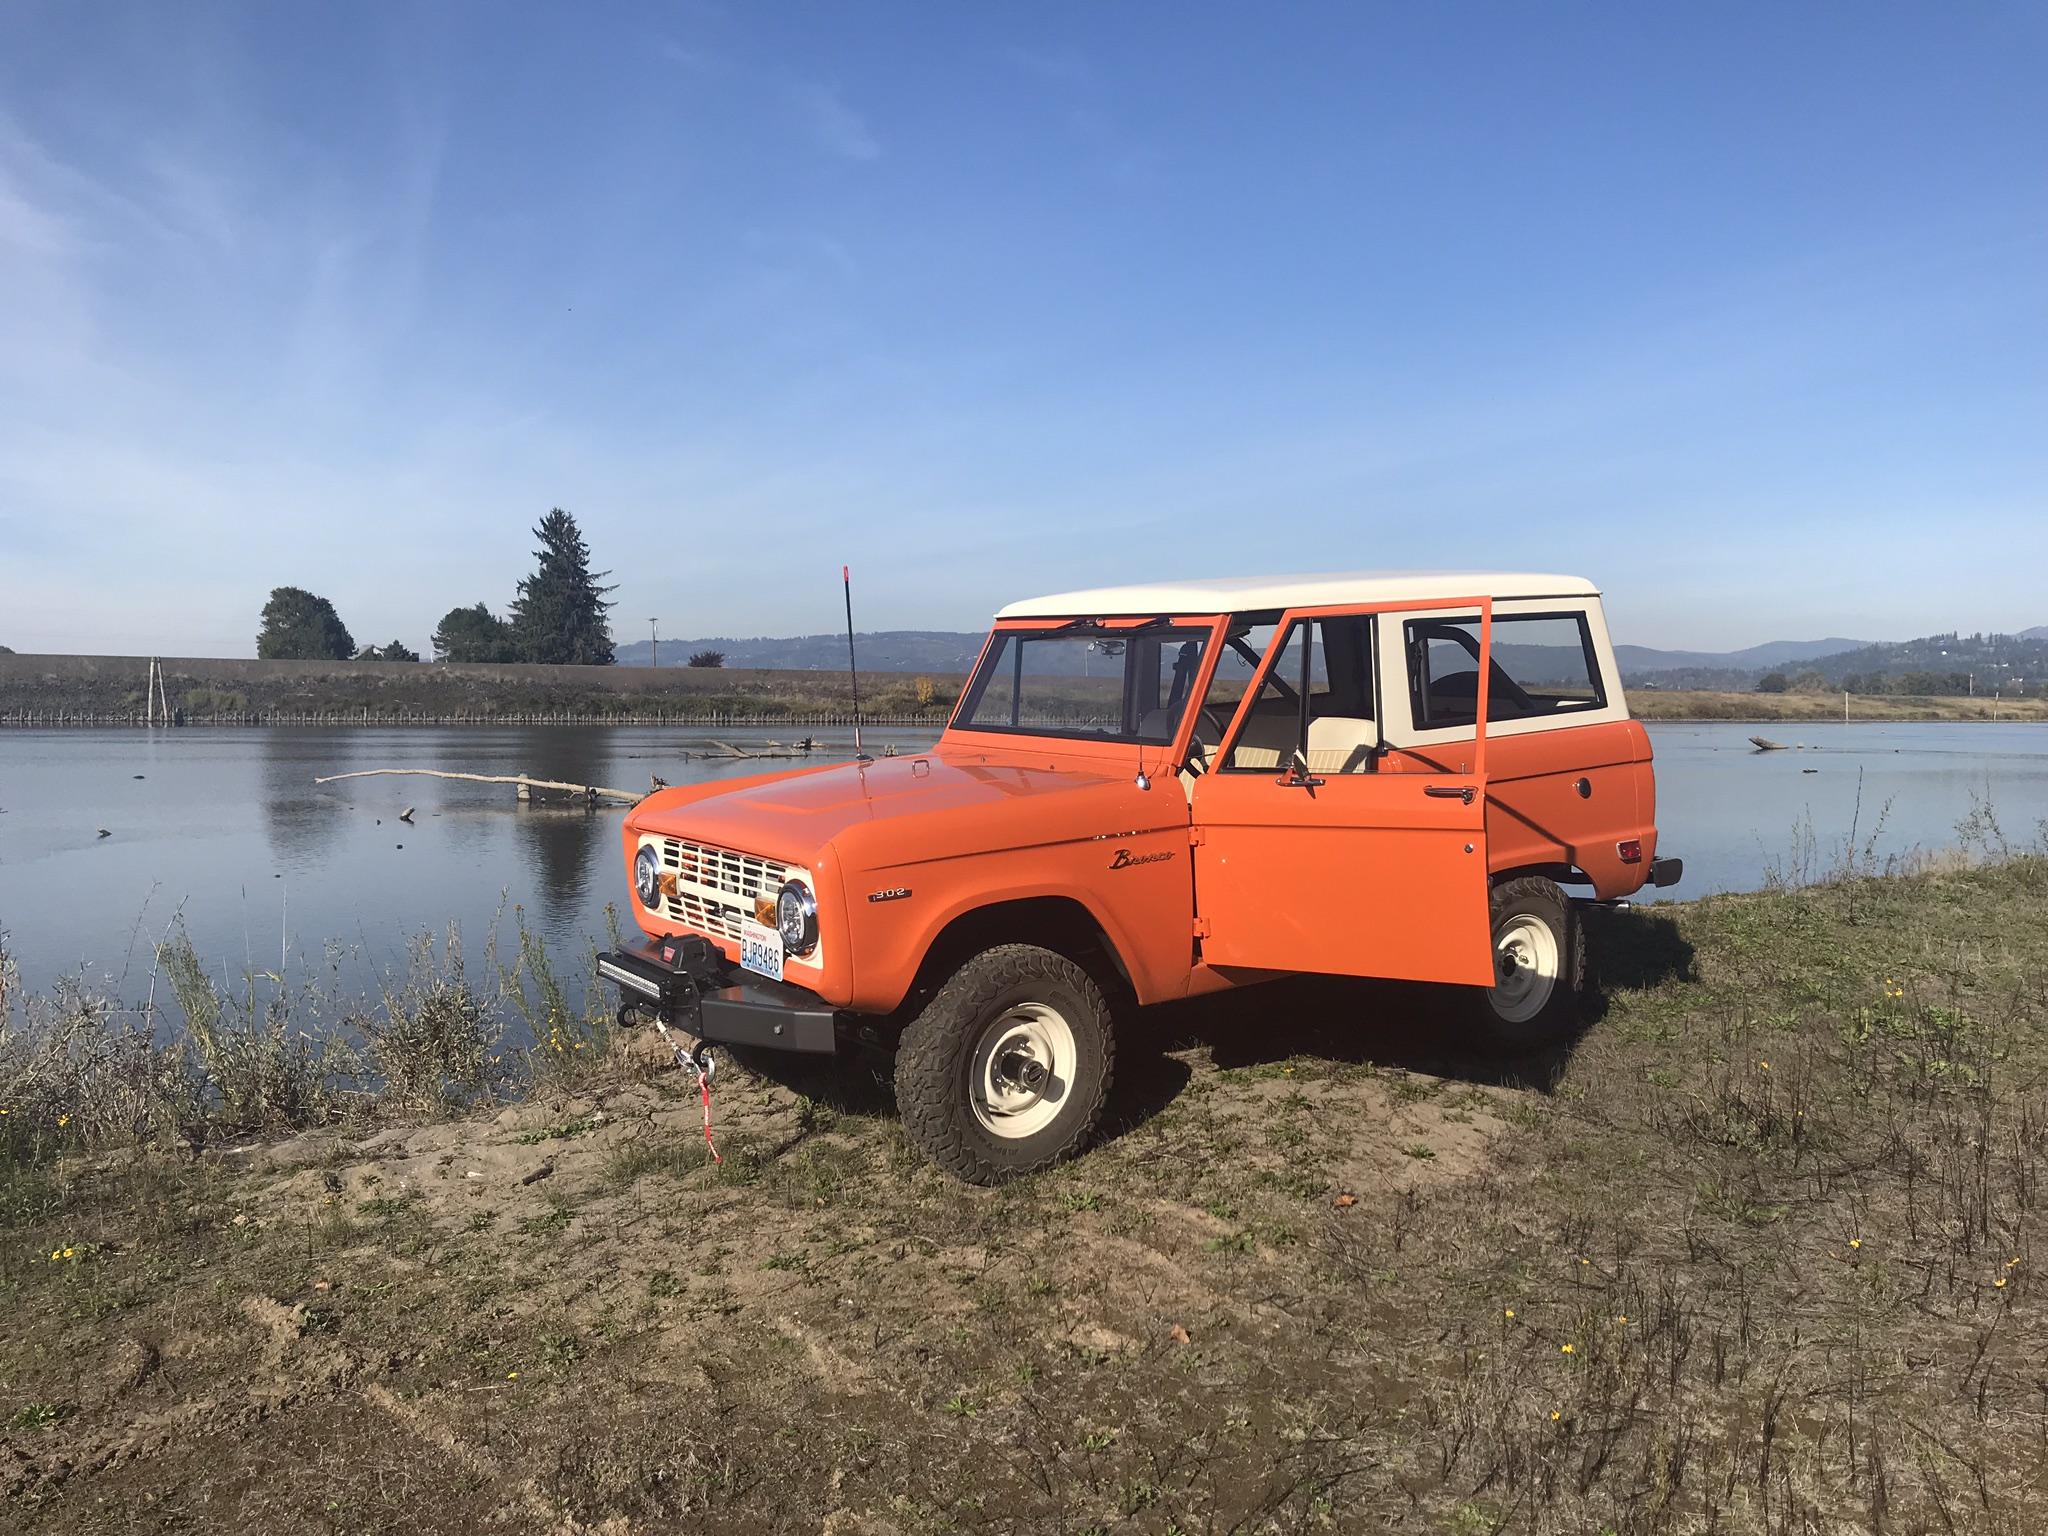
[256,509,622,666]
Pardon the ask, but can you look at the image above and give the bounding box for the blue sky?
[1,3,2043,657]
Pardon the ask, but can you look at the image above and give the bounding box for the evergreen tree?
[432,603,518,663]
[509,509,616,665]
[686,649,726,668]
[256,587,356,660]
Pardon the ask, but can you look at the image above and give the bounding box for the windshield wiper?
[1046,615,1171,635]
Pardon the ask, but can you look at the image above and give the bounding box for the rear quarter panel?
[1386,721,1649,896]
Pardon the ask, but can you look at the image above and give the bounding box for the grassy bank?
[1630,688,2048,722]
[0,652,957,725]
[6,860,2048,1532]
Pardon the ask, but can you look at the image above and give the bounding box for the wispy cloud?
[788,81,880,162]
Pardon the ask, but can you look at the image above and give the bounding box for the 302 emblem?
[867,887,913,903]
[1109,849,1174,869]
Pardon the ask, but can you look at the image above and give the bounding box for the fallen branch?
[311,768,641,804]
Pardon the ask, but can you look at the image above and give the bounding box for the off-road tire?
[1470,876,1585,1049]
[894,944,1115,1185]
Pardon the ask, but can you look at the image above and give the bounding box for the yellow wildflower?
[2006,1257,2021,1269]
[1561,1343,1575,1355]
[506,1370,519,1380]
[1849,1238,1862,1250]
[1758,1061,1769,1072]
[1615,1315,1628,1326]
[1994,1277,2008,1290]
[1549,1410,1561,1422]
[57,1113,71,1127]
[1503,1309,1515,1320]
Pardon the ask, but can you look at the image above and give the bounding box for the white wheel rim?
[969,1002,1075,1140]
[1490,913,1560,1025]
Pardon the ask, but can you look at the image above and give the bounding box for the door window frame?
[1215,598,1494,782]
[1213,610,1383,774]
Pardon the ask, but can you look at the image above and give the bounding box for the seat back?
[1305,715,1376,774]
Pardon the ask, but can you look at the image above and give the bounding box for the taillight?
[1617,838,1643,864]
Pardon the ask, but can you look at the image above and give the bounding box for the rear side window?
[1404,612,1606,728]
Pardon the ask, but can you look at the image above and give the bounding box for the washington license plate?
[739,919,784,982]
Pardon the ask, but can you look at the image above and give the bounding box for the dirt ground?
[6,863,2048,1533]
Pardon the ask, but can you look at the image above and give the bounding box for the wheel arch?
[890,896,1136,1026]
[1489,861,1591,891]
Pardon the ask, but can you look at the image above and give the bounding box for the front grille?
[657,837,791,943]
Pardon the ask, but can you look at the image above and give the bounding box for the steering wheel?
[1185,709,1228,774]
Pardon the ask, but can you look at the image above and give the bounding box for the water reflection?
[260,728,344,874]
[505,729,619,924]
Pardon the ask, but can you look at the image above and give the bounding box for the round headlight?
[634,845,660,906]
[776,879,818,957]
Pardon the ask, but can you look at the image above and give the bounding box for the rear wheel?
[1471,876,1584,1047]
[894,944,1114,1184]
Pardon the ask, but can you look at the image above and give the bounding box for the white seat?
[1305,715,1376,774]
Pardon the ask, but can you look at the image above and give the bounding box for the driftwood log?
[311,769,641,804]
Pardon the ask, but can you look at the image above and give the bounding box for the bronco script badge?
[1109,849,1174,869]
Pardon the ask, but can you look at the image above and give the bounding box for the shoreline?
[4,858,2046,1528]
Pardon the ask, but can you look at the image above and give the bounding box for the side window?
[1222,615,1377,773]
[1403,611,1607,729]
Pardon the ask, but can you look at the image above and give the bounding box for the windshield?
[953,623,1212,743]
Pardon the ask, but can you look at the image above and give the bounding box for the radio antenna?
[843,565,870,762]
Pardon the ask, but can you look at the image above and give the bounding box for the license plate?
[739,919,784,982]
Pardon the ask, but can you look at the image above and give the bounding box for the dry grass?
[0,916,614,1171]
[1631,689,2048,722]
[4,859,2048,1532]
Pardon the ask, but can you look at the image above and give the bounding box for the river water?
[1,722,2043,1004]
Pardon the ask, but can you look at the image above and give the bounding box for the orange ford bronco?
[599,572,1679,1183]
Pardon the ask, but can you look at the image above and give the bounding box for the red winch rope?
[697,1065,722,1164]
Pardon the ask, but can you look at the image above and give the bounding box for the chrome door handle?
[1425,784,1476,804]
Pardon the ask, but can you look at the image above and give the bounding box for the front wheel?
[1471,876,1585,1048]
[894,944,1115,1184]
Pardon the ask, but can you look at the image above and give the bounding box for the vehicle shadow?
[736,904,1700,1153]
[1099,902,1699,1145]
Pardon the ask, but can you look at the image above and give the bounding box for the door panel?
[1189,599,1495,986]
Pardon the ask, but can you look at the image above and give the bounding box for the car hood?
[629,747,1157,868]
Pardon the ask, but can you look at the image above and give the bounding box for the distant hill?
[1614,638,1868,673]
[612,626,2048,698]
[624,630,1879,681]
[618,631,985,673]
[1806,632,2048,692]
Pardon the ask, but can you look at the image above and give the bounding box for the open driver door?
[1188,597,1495,986]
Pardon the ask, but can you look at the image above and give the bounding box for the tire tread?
[895,944,1114,1185]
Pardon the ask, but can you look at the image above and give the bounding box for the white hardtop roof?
[997,570,1599,620]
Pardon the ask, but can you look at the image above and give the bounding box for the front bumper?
[597,935,842,1054]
